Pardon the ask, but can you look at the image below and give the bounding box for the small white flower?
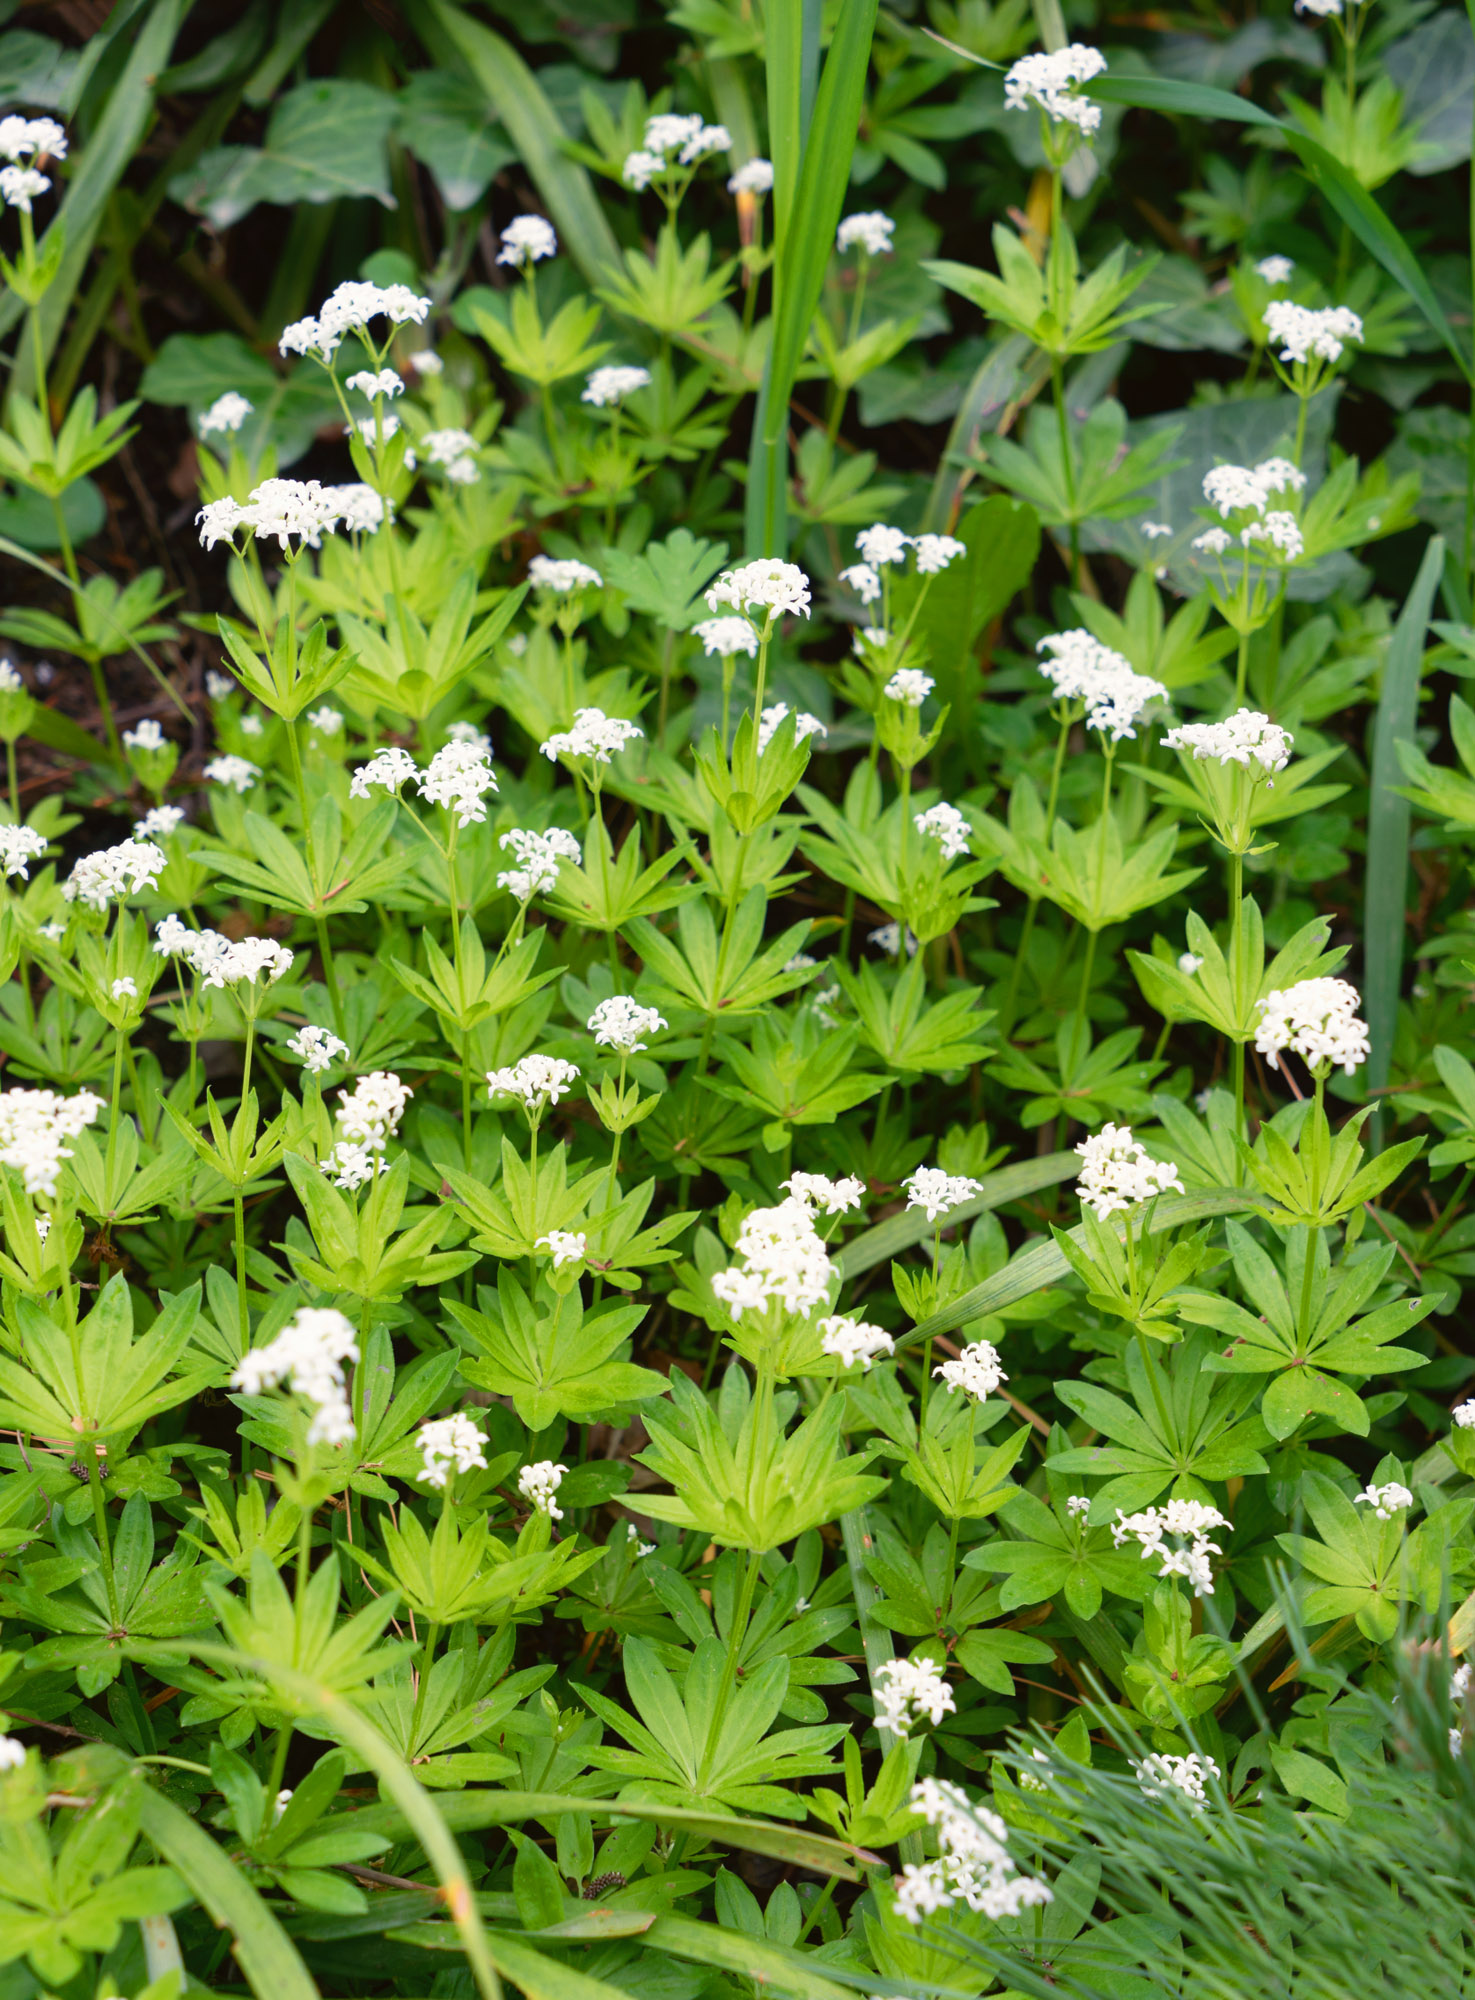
[205,670,234,702]
[408,348,443,376]
[288,1025,350,1074]
[1193,527,1233,556]
[345,368,404,400]
[350,747,418,800]
[497,825,582,901]
[1075,1124,1183,1220]
[884,668,933,708]
[1265,299,1362,364]
[728,157,774,195]
[519,1459,567,1519]
[1355,1480,1413,1521]
[326,484,389,533]
[240,714,264,739]
[0,1088,104,1198]
[869,921,918,959]
[712,1197,835,1321]
[1255,255,1295,285]
[0,824,48,880]
[692,616,760,658]
[1454,1400,1475,1430]
[421,428,479,483]
[418,739,498,828]
[934,1339,1007,1400]
[63,840,166,910]
[322,1140,384,1192]
[819,1316,894,1371]
[622,149,665,190]
[0,116,66,163]
[582,365,652,408]
[1178,952,1204,975]
[0,166,48,212]
[538,1230,587,1269]
[875,1656,954,1736]
[110,977,137,1001]
[198,392,253,437]
[418,1413,487,1489]
[836,211,895,256]
[203,754,259,793]
[903,1167,983,1223]
[1004,45,1107,135]
[1113,1500,1226,1596]
[856,524,911,568]
[1141,520,1173,540]
[1135,1751,1221,1808]
[839,563,882,606]
[486,1054,581,1110]
[336,1072,412,1148]
[913,533,966,574]
[704,558,811,621]
[540,709,643,766]
[913,802,971,860]
[498,215,558,267]
[1254,977,1369,1077]
[123,718,165,752]
[198,936,294,991]
[783,1172,866,1215]
[1067,1495,1091,1518]
[0,1736,25,1770]
[528,555,603,593]
[307,707,344,737]
[231,1306,359,1447]
[1163,709,1292,775]
[588,996,667,1052]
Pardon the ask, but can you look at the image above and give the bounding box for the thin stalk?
[88,1453,121,1629]
[1134,1324,1175,1445]
[408,1620,441,1751]
[701,1545,762,1767]
[1235,629,1251,708]
[1298,1225,1319,1344]
[105,1022,127,1189]
[233,1189,249,1352]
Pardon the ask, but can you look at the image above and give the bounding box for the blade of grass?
[416,0,621,284]
[1,0,192,392]
[1365,533,1444,1103]
[745,0,879,557]
[838,1152,1078,1278]
[346,1789,876,1879]
[135,1785,321,2000]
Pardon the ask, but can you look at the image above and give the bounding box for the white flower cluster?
[1162,708,1292,776]
[1135,1751,1222,1809]
[1241,512,1304,562]
[540,709,644,765]
[1254,976,1370,1077]
[870,922,918,958]
[693,616,759,659]
[198,391,253,437]
[876,1657,955,1737]
[583,365,652,407]
[497,826,581,901]
[1004,45,1108,134]
[1264,300,1363,366]
[1112,1500,1227,1596]
[346,368,403,400]
[836,211,894,256]
[588,996,667,1052]
[135,805,185,840]
[529,555,602,594]
[711,1196,834,1320]
[0,115,66,162]
[63,840,166,910]
[486,1054,581,1111]
[903,1166,983,1222]
[0,824,48,880]
[623,113,729,187]
[1355,1480,1413,1520]
[913,802,971,860]
[1256,255,1295,285]
[704,559,812,622]
[287,1025,349,1074]
[198,935,294,991]
[783,1172,866,1215]
[418,740,498,828]
[728,158,774,195]
[934,1339,1008,1401]
[1455,1400,1475,1430]
[204,754,259,792]
[279,280,430,361]
[0,1087,103,1198]
[197,479,348,552]
[0,161,50,211]
[497,214,557,268]
[519,1459,567,1519]
[350,747,418,801]
[895,1776,1053,1925]
[757,703,827,754]
[1201,457,1306,520]
[818,1315,894,1371]
[1075,1123,1184,1219]
[418,1413,488,1489]
[231,1306,359,1447]
[1036,630,1168,742]
[421,429,480,483]
[336,1071,413,1148]
[884,669,933,708]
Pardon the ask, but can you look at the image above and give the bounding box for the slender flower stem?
[88,1452,121,1628]
[409,1620,441,1751]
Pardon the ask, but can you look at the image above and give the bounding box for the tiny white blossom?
[934,1339,1007,1400]
[711,1197,834,1320]
[1004,45,1107,135]
[903,1167,983,1222]
[288,1025,350,1074]
[419,1412,487,1489]
[1264,299,1362,365]
[836,211,894,256]
[0,116,66,163]
[839,562,883,606]
[307,707,344,736]
[1255,255,1295,285]
[875,1656,954,1737]
[1255,977,1369,1077]
[1075,1124,1183,1220]
[336,1072,413,1149]
[345,368,404,400]
[203,754,259,793]
[497,825,582,901]
[588,996,667,1052]
[1113,1500,1227,1596]
[63,840,166,910]
[538,1230,587,1269]
[582,365,652,407]
[913,802,971,860]
[1141,521,1173,540]
[0,1736,25,1770]
[231,1306,359,1447]
[728,157,774,195]
[0,167,48,212]
[198,392,253,437]
[1179,952,1204,975]
[498,215,558,267]
[528,555,603,593]
[870,922,918,958]
[1135,1751,1222,1808]
[856,524,911,568]
[818,1315,894,1371]
[757,703,826,754]
[693,616,760,658]
[913,533,966,574]
[1355,1480,1413,1521]
[519,1459,567,1519]
[418,740,498,828]
[1454,1400,1475,1430]
[350,746,418,800]
[1163,709,1292,776]
[421,428,479,482]
[110,977,137,1001]
[885,668,933,708]
[704,559,811,621]
[783,1172,866,1215]
[0,1088,104,1198]
[540,709,643,766]
[486,1054,581,1111]
[0,824,48,880]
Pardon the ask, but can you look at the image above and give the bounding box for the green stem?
[1234,629,1250,708]
[234,1189,249,1352]
[701,1545,762,1768]
[1297,1224,1319,1344]
[1134,1324,1175,1444]
[105,1020,126,1190]
[408,1620,441,1751]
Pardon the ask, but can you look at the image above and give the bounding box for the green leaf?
[168,79,398,228]
[397,70,515,211]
